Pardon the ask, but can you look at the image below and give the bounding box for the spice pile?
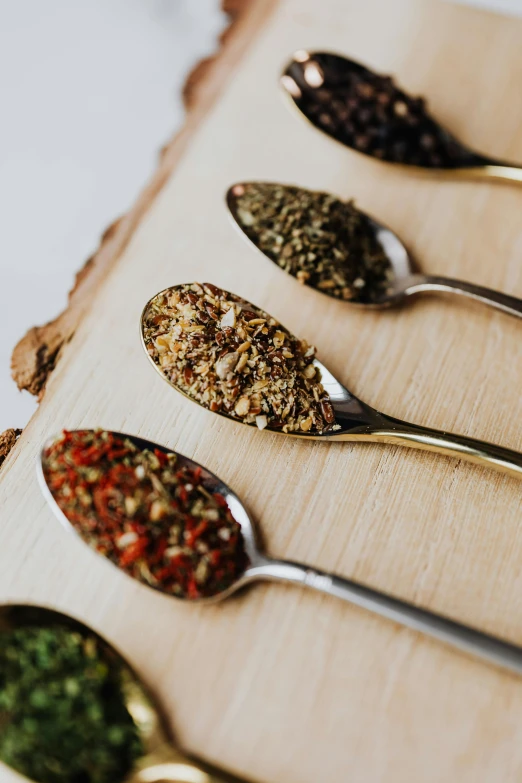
[231,182,392,302]
[142,283,337,434]
[285,52,480,168]
[43,430,248,599]
[0,624,142,783]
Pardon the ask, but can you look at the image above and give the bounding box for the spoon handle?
[404,274,522,318]
[129,743,248,783]
[365,415,522,479]
[470,162,522,185]
[254,558,522,675]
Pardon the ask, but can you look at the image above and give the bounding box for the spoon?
[141,283,522,479]
[0,603,249,783]
[226,181,522,317]
[39,432,522,676]
[281,51,522,185]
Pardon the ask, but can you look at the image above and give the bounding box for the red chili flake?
[185,520,208,547]
[119,537,148,567]
[42,430,249,599]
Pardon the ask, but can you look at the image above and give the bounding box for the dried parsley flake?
[232,183,392,302]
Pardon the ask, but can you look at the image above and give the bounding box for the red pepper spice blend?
[43,430,248,599]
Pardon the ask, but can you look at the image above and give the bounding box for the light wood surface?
[3,1,522,781]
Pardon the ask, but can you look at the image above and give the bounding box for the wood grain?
[3,1,522,781]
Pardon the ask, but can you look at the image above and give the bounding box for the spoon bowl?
[227,181,522,318]
[38,432,260,604]
[281,50,522,185]
[227,182,412,308]
[39,432,522,677]
[0,603,243,783]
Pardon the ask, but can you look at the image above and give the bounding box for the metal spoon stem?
[358,415,522,479]
[476,163,522,184]
[428,162,522,185]
[401,274,522,318]
[254,558,522,675]
[127,743,247,783]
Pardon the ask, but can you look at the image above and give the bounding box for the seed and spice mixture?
[283,52,481,168]
[0,624,142,783]
[142,283,337,434]
[43,430,248,599]
[231,182,392,302]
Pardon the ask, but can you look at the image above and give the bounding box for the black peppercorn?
[283,52,483,169]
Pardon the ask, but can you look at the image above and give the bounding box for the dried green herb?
[231,183,392,302]
[0,625,143,783]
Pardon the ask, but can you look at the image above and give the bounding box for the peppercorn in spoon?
[227,181,522,316]
[281,51,522,185]
[39,431,522,676]
[0,603,247,783]
[141,283,522,478]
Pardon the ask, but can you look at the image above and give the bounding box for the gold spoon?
[0,603,248,783]
[141,283,522,479]
[227,181,522,317]
[281,50,522,185]
[38,433,522,675]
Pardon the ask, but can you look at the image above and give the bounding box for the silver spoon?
[0,603,249,783]
[227,181,522,317]
[141,284,522,479]
[39,432,522,676]
[281,50,522,185]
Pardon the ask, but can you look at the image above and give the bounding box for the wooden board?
[3,0,522,780]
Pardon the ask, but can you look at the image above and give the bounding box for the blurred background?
[0,0,521,433]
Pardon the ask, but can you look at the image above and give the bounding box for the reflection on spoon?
[281,51,522,184]
[141,283,522,479]
[227,181,522,317]
[0,604,247,783]
[39,433,522,676]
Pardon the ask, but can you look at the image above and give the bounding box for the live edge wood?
[3,0,260,462]
[3,1,522,781]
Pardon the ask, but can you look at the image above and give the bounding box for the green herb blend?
[232,183,393,302]
[0,625,143,783]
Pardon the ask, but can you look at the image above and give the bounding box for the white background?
[0,0,520,432]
